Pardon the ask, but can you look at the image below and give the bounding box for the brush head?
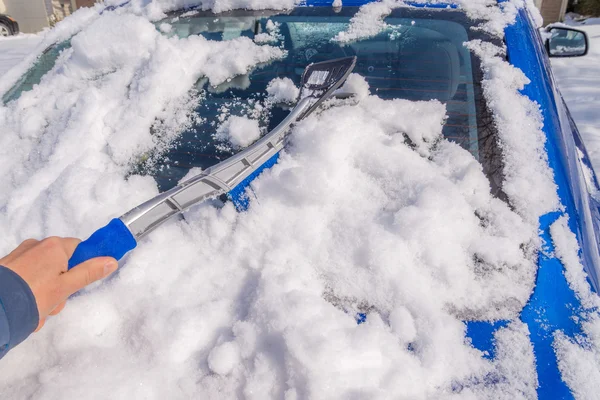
[300,56,356,93]
[298,56,357,119]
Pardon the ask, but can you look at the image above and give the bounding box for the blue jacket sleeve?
[0,265,39,360]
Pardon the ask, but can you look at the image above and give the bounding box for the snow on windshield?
[0,0,583,398]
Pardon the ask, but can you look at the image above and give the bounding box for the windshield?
[3,7,505,199]
[2,40,70,104]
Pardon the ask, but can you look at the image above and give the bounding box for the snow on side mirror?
[546,26,589,57]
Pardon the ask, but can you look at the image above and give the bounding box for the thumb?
[60,257,118,296]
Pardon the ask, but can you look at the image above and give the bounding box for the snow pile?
[465,39,559,221]
[216,115,262,148]
[208,341,241,375]
[266,77,299,104]
[337,72,372,100]
[550,216,600,399]
[0,88,543,398]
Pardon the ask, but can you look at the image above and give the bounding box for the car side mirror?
[545,26,589,57]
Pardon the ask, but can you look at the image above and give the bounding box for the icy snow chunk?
[266,77,299,104]
[216,115,261,148]
[159,22,172,33]
[333,0,399,43]
[180,167,204,183]
[336,72,370,100]
[254,33,278,44]
[255,19,282,44]
[550,215,600,309]
[265,20,277,32]
[208,341,241,375]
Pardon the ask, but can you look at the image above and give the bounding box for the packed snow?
[465,39,559,221]
[0,0,598,398]
[332,0,396,43]
[0,83,543,398]
[216,115,262,148]
[337,72,371,100]
[266,77,299,104]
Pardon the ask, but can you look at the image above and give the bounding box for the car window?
[1,40,70,104]
[148,7,506,200]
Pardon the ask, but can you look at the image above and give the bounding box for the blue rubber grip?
[67,218,137,270]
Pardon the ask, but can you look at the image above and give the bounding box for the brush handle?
[68,218,137,270]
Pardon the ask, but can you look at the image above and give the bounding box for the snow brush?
[67,56,357,269]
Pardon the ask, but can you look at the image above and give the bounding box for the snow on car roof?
[0,0,592,398]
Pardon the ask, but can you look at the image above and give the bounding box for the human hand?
[0,237,118,331]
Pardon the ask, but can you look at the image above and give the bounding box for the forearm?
[0,265,39,360]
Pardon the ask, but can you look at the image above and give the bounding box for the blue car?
[1,1,598,398]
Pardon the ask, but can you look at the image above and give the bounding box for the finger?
[35,318,45,332]
[0,239,39,265]
[49,301,66,316]
[60,257,118,296]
